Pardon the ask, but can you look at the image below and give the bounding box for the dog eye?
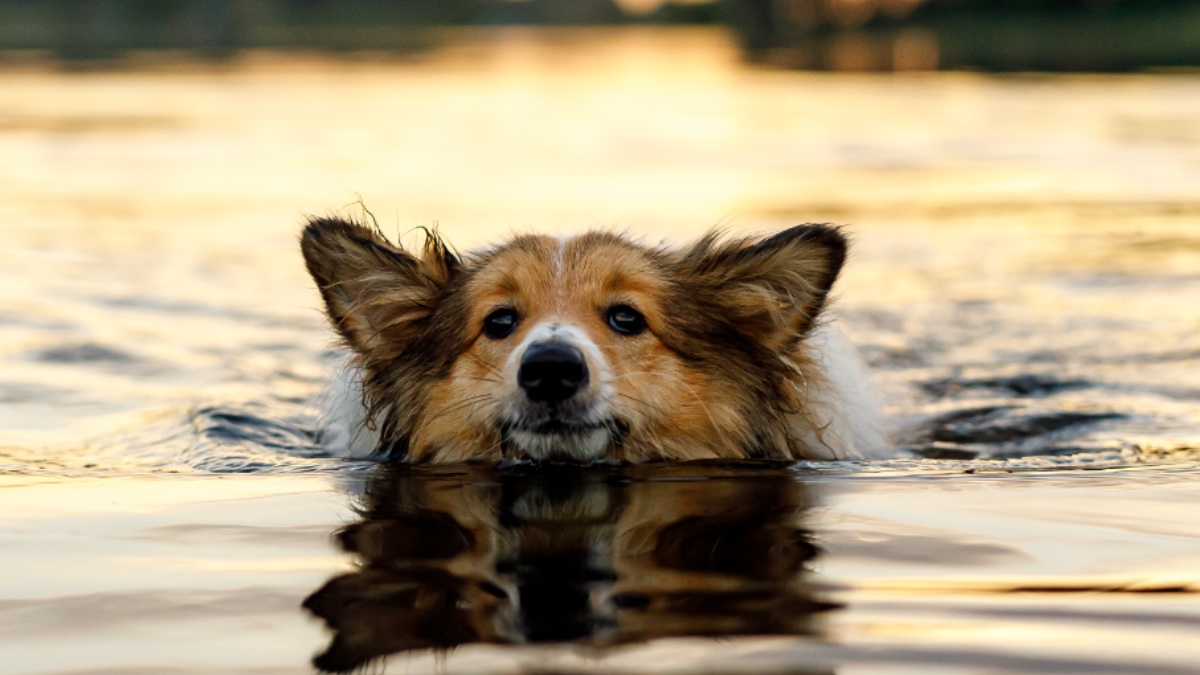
[606,305,646,336]
[483,308,519,339]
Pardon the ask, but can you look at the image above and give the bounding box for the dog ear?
[301,217,458,361]
[680,224,846,351]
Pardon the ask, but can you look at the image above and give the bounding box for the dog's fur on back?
[302,217,888,463]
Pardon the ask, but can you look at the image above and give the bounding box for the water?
[1,27,1199,674]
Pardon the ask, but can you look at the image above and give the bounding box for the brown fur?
[301,217,847,462]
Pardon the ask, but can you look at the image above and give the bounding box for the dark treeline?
[735,0,1200,71]
[1,0,1198,70]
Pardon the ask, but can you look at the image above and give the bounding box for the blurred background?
[2,0,1200,71]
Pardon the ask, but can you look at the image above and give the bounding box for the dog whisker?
[466,351,505,379]
[607,371,721,438]
[426,394,494,425]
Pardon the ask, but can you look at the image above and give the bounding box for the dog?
[301,217,888,463]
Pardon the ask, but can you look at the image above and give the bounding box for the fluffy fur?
[302,217,888,463]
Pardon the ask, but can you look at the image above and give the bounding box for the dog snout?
[518,342,589,404]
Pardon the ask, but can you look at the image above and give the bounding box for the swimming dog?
[301,217,888,463]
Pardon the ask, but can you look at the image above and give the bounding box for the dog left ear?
[300,217,459,363]
[681,224,846,351]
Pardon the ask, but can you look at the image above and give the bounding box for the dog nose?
[518,342,589,404]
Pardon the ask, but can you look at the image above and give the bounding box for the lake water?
[2,27,1199,675]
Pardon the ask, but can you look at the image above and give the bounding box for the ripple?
[919,374,1092,399]
[5,395,1197,477]
[795,444,1200,477]
[2,403,373,475]
[30,343,137,364]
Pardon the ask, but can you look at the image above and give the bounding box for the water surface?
[1,28,1198,674]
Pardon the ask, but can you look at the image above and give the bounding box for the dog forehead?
[470,233,662,302]
[561,233,660,289]
[469,235,558,294]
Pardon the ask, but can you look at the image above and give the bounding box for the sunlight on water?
[1,27,1199,675]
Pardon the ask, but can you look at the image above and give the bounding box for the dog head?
[301,219,845,462]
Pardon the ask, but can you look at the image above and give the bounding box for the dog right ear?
[677,224,846,353]
[301,217,458,362]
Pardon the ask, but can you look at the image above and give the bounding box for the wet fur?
[302,217,887,462]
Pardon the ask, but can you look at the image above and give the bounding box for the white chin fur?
[507,427,610,463]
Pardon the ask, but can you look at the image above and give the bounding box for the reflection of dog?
[302,218,888,462]
[302,463,834,673]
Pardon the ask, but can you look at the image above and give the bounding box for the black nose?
[518,342,589,404]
